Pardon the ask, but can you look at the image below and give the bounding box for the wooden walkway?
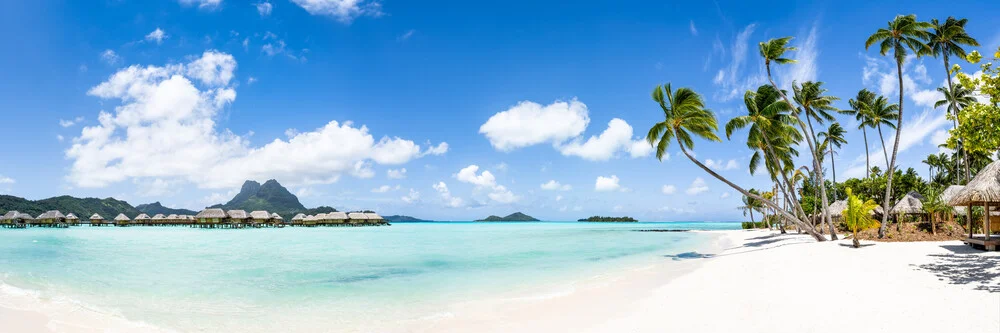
[966,236,1000,251]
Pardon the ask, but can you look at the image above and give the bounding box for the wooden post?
[969,204,974,239]
[985,204,991,241]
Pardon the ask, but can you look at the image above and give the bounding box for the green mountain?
[0,195,141,219]
[136,202,197,216]
[475,212,539,222]
[383,215,430,222]
[209,179,336,218]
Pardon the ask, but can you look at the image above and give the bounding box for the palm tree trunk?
[765,65,837,240]
[863,127,870,178]
[879,60,907,239]
[830,144,837,201]
[942,52,972,184]
[804,114,837,238]
[877,124,890,168]
[760,135,810,223]
[676,136,827,241]
[749,209,756,227]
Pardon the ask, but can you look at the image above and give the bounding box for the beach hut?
[195,209,226,225]
[327,212,348,225]
[134,213,152,225]
[1,211,17,223]
[291,213,306,225]
[65,213,80,225]
[315,213,329,225]
[948,160,1000,250]
[824,200,848,222]
[892,192,924,225]
[303,215,318,226]
[347,212,367,225]
[364,213,385,224]
[114,213,131,226]
[270,213,283,224]
[16,213,34,224]
[940,185,968,220]
[226,210,248,226]
[89,213,105,226]
[249,211,270,226]
[36,210,67,225]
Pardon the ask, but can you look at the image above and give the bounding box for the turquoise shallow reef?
[0,222,738,331]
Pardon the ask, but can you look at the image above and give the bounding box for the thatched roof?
[37,210,66,220]
[134,213,151,220]
[316,213,329,220]
[949,160,1000,206]
[227,210,248,219]
[328,212,347,220]
[348,212,367,220]
[304,215,317,222]
[89,213,103,220]
[114,213,130,221]
[3,211,20,220]
[196,208,226,219]
[249,211,271,219]
[824,200,848,217]
[270,213,282,221]
[291,213,306,221]
[152,214,166,220]
[940,185,968,215]
[166,214,179,220]
[17,213,34,220]
[892,193,924,214]
[66,213,79,220]
[364,213,383,220]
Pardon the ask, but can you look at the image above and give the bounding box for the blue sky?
[2,0,999,221]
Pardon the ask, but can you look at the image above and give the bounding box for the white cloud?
[59,116,84,128]
[289,0,383,23]
[480,99,589,151]
[262,40,287,57]
[0,175,15,184]
[712,24,767,101]
[555,195,563,201]
[145,28,168,44]
[371,185,393,193]
[777,24,819,89]
[202,189,237,205]
[294,187,317,198]
[912,89,943,108]
[540,180,571,191]
[398,29,415,41]
[178,0,222,10]
[595,175,623,192]
[432,182,463,207]
[685,177,709,195]
[488,185,518,204]
[704,159,739,171]
[68,50,445,189]
[661,184,676,195]
[242,38,249,51]
[401,188,420,204]
[57,135,65,142]
[422,142,449,156]
[494,162,509,172]
[455,165,496,187]
[387,168,407,179]
[100,50,121,65]
[255,2,273,17]
[720,192,731,199]
[247,77,258,85]
[689,20,698,36]
[134,178,176,197]
[557,118,651,161]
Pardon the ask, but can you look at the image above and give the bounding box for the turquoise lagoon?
[0,222,738,331]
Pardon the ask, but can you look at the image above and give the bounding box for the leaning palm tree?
[866,95,900,168]
[929,17,979,182]
[818,122,847,199]
[845,89,877,178]
[865,14,933,238]
[647,83,826,241]
[760,37,837,240]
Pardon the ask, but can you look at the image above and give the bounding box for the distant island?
[383,215,430,222]
[578,216,639,222]
[475,212,539,222]
[136,202,197,216]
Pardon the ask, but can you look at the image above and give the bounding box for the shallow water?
[0,222,738,332]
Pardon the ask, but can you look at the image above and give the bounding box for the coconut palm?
[922,154,939,182]
[922,188,948,235]
[929,17,979,184]
[818,122,847,199]
[739,189,764,227]
[865,14,933,238]
[936,83,978,183]
[845,89,877,178]
[865,95,900,170]
[843,188,881,248]
[760,37,837,240]
[647,83,826,241]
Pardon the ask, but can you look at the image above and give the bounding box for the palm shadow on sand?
[913,245,1000,293]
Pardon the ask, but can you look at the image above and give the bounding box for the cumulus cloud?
[401,188,420,204]
[595,175,623,192]
[387,168,407,179]
[0,175,15,184]
[685,177,709,195]
[454,165,518,203]
[100,50,121,65]
[432,182,463,207]
[661,184,676,195]
[289,0,383,23]
[178,0,222,10]
[540,180,571,191]
[59,116,84,128]
[255,1,273,16]
[557,119,652,161]
[480,99,589,151]
[145,28,168,44]
[704,159,739,171]
[67,50,445,189]
[371,185,397,193]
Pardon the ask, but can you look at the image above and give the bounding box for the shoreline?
[3,230,997,332]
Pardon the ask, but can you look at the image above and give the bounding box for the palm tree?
[818,122,847,199]
[866,95,900,169]
[929,17,979,183]
[740,189,763,227]
[936,83,978,183]
[843,188,881,248]
[760,37,837,240]
[922,188,948,235]
[647,83,826,241]
[922,154,939,182]
[865,14,933,238]
[846,89,877,178]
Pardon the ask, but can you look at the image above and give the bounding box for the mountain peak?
[218,179,306,215]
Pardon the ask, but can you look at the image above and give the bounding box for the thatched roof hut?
[328,212,347,221]
[17,213,34,222]
[3,210,20,221]
[134,213,151,222]
[892,193,924,215]
[364,213,383,222]
[824,200,848,218]
[291,213,305,223]
[37,210,67,222]
[249,211,271,221]
[196,209,226,219]
[941,185,967,215]
[949,161,1000,206]
[65,213,79,223]
[271,213,283,222]
[89,213,103,222]
[227,210,248,221]
[114,213,131,222]
[347,212,367,220]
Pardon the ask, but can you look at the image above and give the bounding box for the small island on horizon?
[577,216,638,222]
[475,212,539,222]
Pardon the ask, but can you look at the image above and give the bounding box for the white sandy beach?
[3,230,999,332]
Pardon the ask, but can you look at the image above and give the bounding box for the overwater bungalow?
[327,212,348,225]
[151,214,167,224]
[16,213,34,224]
[227,210,248,226]
[36,210,67,225]
[89,213,106,226]
[134,213,152,225]
[291,213,305,225]
[195,209,226,225]
[114,213,131,226]
[303,214,318,226]
[1,211,16,223]
[364,213,385,224]
[270,213,283,224]
[65,213,80,225]
[948,160,1000,250]
[347,212,367,224]
[1,211,26,228]
[249,211,271,226]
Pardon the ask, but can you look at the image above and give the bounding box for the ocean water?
[0,222,738,332]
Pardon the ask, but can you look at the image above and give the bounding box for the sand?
[3,230,999,332]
